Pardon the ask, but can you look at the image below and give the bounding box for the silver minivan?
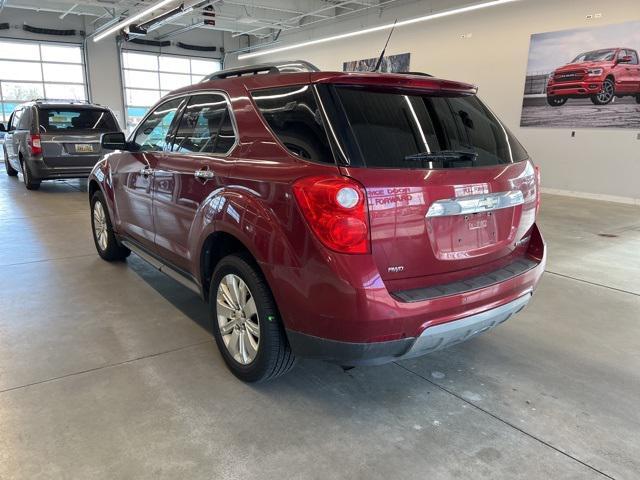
[2,100,121,190]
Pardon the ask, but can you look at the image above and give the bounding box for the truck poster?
[520,20,640,129]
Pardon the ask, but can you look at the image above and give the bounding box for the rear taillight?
[293,176,370,254]
[534,164,541,216]
[28,134,42,156]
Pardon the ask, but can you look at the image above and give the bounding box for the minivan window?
[172,94,236,154]
[9,109,22,130]
[251,85,334,164]
[133,98,183,152]
[334,87,528,169]
[38,108,118,133]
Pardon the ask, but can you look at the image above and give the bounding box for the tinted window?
[17,108,31,130]
[38,108,118,132]
[334,87,528,169]
[133,98,183,152]
[172,94,236,154]
[251,85,334,164]
[9,109,22,130]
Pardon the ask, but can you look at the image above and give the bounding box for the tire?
[546,96,567,107]
[21,159,40,190]
[90,191,130,261]
[590,78,615,105]
[210,253,296,382]
[4,148,18,176]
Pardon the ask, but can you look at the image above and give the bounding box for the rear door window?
[171,94,236,154]
[251,85,335,164]
[333,87,528,169]
[38,108,118,133]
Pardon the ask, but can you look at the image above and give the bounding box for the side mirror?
[0,123,6,132]
[101,132,127,151]
[618,55,633,64]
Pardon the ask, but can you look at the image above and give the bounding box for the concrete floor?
[0,166,639,480]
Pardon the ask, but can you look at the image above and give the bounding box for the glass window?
[172,94,235,154]
[42,63,84,83]
[251,85,334,164]
[333,87,529,169]
[133,98,183,152]
[2,82,44,101]
[41,44,82,63]
[0,61,43,82]
[121,50,221,133]
[159,56,189,73]
[9,109,22,130]
[38,108,118,132]
[0,41,40,60]
[44,84,86,101]
[0,40,87,104]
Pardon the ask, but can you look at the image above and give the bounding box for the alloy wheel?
[596,80,615,104]
[216,274,260,365]
[93,201,109,251]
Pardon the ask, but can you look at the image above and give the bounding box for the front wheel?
[91,191,130,261]
[590,78,615,105]
[21,160,40,190]
[546,96,567,107]
[4,148,18,176]
[210,254,296,382]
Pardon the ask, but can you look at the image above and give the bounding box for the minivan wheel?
[591,78,615,105]
[210,254,296,382]
[90,191,130,261]
[21,160,40,190]
[4,148,18,176]
[546,96,567,107]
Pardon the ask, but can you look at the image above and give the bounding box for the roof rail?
[30,98,93,104]
[202,60,320,82]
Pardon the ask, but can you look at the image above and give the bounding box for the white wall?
[0,8,225,129]
[227,0,640,203]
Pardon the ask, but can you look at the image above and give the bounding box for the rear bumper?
[287,293,532,366]
[547,80,603,97]
[28,158,98,179]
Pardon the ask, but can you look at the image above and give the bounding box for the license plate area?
[427,209,514,260]
[75,143,94,153]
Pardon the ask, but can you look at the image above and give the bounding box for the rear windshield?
[334,87,528,169]
[38,108,118,133]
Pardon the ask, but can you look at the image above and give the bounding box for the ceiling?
[0,0,421,40]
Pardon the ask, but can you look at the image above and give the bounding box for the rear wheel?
[546,96,567,107]
[3,148,17,176]
[21,159,40,190]
[210,254,296,382]
[590,78,615,105]
[91,191,130,261]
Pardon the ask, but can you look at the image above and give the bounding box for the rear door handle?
[194,169,215,180]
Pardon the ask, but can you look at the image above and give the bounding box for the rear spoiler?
[311,72,478,95]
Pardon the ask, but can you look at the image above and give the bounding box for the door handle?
[140,166,154,176]
[194,169,215,180]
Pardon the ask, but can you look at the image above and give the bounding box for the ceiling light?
[238,0,521,60]
[93,0,177,42]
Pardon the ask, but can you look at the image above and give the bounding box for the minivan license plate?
[75,144,94,153]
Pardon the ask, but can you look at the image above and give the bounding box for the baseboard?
[541,187,640,206]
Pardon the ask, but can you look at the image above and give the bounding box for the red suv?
[89,62,545,382]
[547,48,640,106]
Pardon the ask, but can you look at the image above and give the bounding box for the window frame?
[130,90,239,158]
[120,49,221,133]
[0,39,88,123]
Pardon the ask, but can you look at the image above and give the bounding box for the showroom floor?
[0,166,638,480]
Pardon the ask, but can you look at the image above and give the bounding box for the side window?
[251,85,335,164]
[618,50,629,62]
[9,109,22,130]
[133,98,183,152]
[629,50,639,65]
[172,94,236,154]
[18,108,31,130]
